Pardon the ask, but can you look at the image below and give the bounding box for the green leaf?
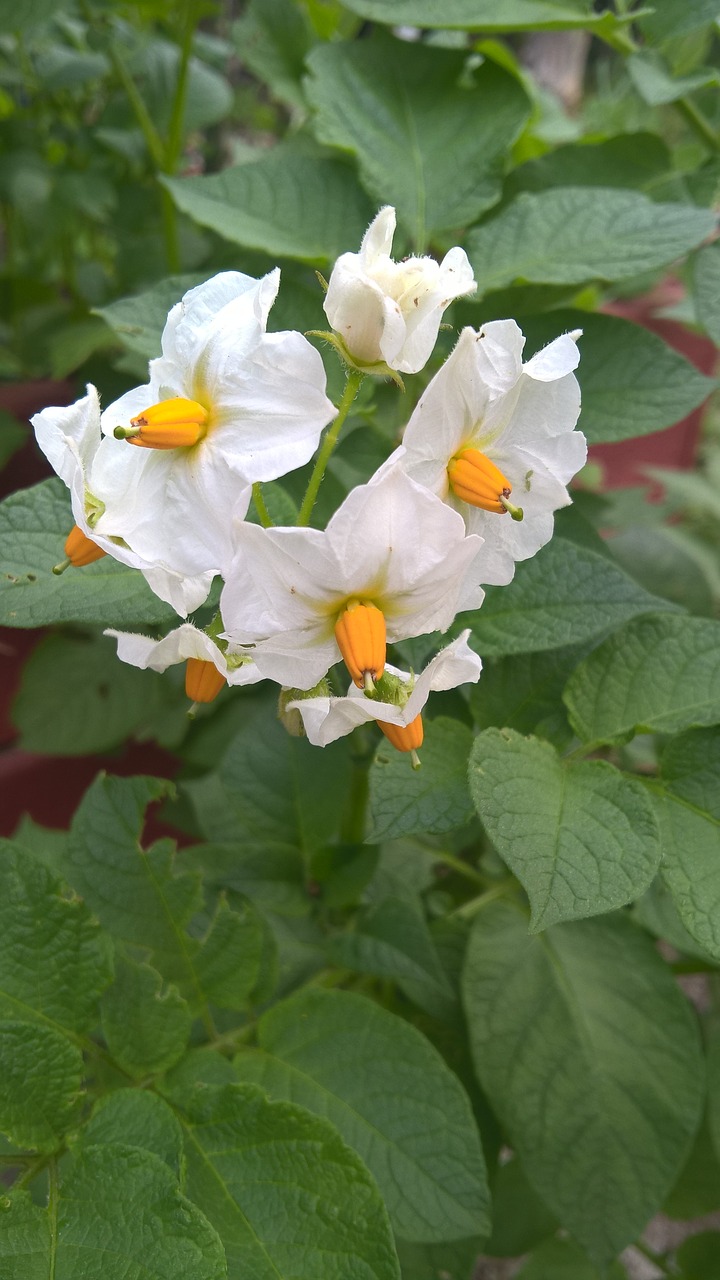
[469,643,585,743]
[485,1157,557,1257]
[563,615,720,745]
[100,957,192,1079]
[0,1146,227,1278]
[521,309,717,444]
[233,989,489,1242]
[0,410,27,470]
[82,1089,185,1180]
[515,1238,627,1279]
[173,1080,401,1279]
[11,632,173,756]
[463,538,676,657]
[94,273,206,359]
[0,1019,83,1151]
[655,728,720,960]
[0,479,175,629]
[676,1232,720,1280]
[184,699,351,854]
[639,0,720,42]
[184,841,308,917]
[462,902,704,1265]
[469,729,660,930]
[0,839,112,1035]
[192,896,271,1010]
[397,1237,480,1280]
[505,133,672,198]
[337,0,625,33]
[693,242,720,346]
[664,1118,720,1219]
[627,52,719,106]
[232,0,315,110]
[466,189,716,294]
[368,717,475,841]
[329,896,458,1020]
[306,35,530,247]
[163,140,374,262]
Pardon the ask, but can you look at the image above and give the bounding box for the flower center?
[379,714,423,767]
[185,658,225,705]
[334,599,386,692]
[447,448,523,520]
[114,398,209,450]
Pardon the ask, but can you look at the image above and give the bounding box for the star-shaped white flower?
[32,385,215,616]
[323,206,476,375]
[289,631,482,749]
[98,270,336,577]
[221,468,484,691]
[390,322,586,585]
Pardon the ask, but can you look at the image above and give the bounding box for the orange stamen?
[447,448,521,518]
[185,658,225,704]
[64,525,106,567]
[114,398,208,450]
[334,600,386,690]
[380,715,424,755]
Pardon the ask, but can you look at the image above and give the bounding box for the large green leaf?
[173,1081,401,1280]
[82,1089,185,1180]
[306,35,530,246]
[639,0,720,42]
[100,957,192,1080]
[515,1239,627,1279]
[564,614,720,745]
[12,632,177,756]
[505,133,672,199]
[466,189,716,294]
[469,729,660,930]
[0,839,112,1037]
[0,1020,83,1151]
[463,903,704,1265]
[0,1146,226,1279]
[627,52,719,107]
[234,988,489,1242]
[463,538,676,657]
[693,242,720,346]
[0,479,175,629]
[94,272,206,358]
[368,717,475,841]
[337,0,626,33]
[232,0,315,110]
[521,309,716,445]
[470,643,584,744]
[163,141,374,261]
[655,728,720,960]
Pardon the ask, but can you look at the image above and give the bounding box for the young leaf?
[100,956,192,1080]
[233,989,490,1243]
[306,35,529,246]
[465,539,676,658]
[655,728,720,959]
[163,141,374,262]
[0,1019,83,1151]
[466,189,716,294]
[0,478,175,629]
[469,729,660,930]
[368,717,475,841]
[564,614,720,745]
[462,902,704,1266]
[172,1081,401,1279]
[0,839,112,1035]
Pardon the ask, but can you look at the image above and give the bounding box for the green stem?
[341,759,370,843]
[297,370,364,527]
[13,1153,52,1191]
[675,96,720,153]
[164,2,197,174]
[435,851,486,887]
[160,185,181,274]
[453,881,511,920]
[252,483,273,528]
[109,44,165,169]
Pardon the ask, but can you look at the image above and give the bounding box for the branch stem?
[297,370,364,527]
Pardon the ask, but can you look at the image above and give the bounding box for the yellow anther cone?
[380,715,424,765]
[115,398,209,450]
[185,658,225,704]
[447,448,517,515]
[64,524,106,567]
[334,600,386,689]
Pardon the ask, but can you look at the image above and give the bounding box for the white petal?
[523,330,581,381]
[324,261,387,365]
[106,623,261,686]
[32,385,101,488]
[359,206,396,263]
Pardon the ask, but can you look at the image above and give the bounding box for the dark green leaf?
[515,1238,627,1279]
[81,1089,185,1180]
[234,988,489,1242]
[232,0,314,109]
[94,273,206,359]
[627,52,719,106]
[505,133,672,199]
[337,0,625,33]
[100,957,192,1080]
[486,1157,557,1257]
[368,717,475,841]
[0,1019,83,1151]
[463,903,704,1265]
[655,728,720,960]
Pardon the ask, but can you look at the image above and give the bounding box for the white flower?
[390,322,586,586]
[323,206,476,375]
[289,631,482,748]
[105,622,263,702]
[221,468,484,691]
[98,270,335,577]
[31,385,214,616]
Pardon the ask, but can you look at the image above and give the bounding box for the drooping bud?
[53,525,107,574]
[334,600,386,691]
[278,679,331,738]
[185,658,225,707]
[379,714,423,769]
[447,448,523,520]
[114,398,209,450]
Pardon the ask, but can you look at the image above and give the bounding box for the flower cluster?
[32,208,585,764]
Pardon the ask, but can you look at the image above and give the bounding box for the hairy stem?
[297,369,364,527]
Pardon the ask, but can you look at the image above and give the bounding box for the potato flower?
[106,622,262,708]
[323,206,476,376]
